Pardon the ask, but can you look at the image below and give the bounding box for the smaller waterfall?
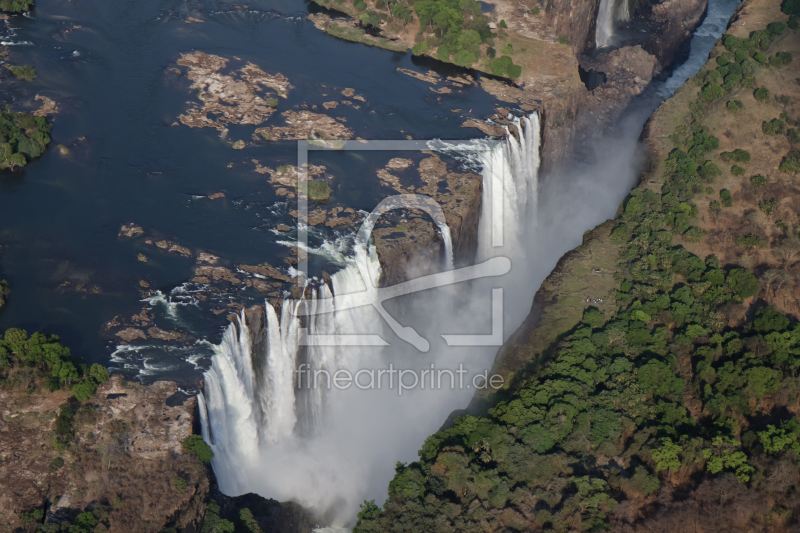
[439,223,454,270]
[477,112,541,261]
[596,0,629,48]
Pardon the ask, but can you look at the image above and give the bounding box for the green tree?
[183,434,214,463]
[651,438,683,472]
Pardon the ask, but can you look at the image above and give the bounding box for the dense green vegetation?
[183,434,215,464]
[354,19,800,533]
[7,64,37,80]
[322,0,523,76]
[0,109,52,168]
[0,0,33,12]
[0,328,110,399]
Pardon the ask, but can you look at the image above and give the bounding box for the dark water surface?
[0,0,498,377]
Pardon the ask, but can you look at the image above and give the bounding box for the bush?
[720,189,733,207]
[763,118,784,135]
[720,149,751,163]
[727,268,760,297]
[72,378,98,402]
[701,83,723,102]
[49,457,65,471]
[301,180,332,202]
[411,42,428,55]
[768,21,787,35]
[779,151,800,174]
[735,234,765,248]
[490,55,520,78]
[454,49,476,66]
[726,100,744,113]
[716,55,730,66]
[754,87,770,102]
[760,198,778,214]
[531,6,540,14]
[501,43,512,54]
[499,19,508,28]
[769,52,793,67]
[171,477,187,492]
[557,35,570,45]
[486,46,496,58]
[182,434,214,463]
[731,165,745,176]
[751,174,769,188]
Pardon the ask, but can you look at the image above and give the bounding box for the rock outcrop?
[0,377,206,533]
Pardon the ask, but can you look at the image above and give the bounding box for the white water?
[199,114,542,525]
[595,0,630,48]
[477,113,541,261]
[660,0,742,96]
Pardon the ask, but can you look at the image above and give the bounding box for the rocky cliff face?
[0,376,206,533]
[643,0,709,67]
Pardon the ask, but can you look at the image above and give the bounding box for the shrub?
[769,52,793,67]
[735,234,765,248]
[499,19,508,28]
[768,21,787,35]
[557,35,570,45]
[720,149,751,163]
[49,457,65,471]
[754,87,770,102]
[301,180,332,202]
[72,378,98,402]
[726,100,744,113]
[453,49,477,67]
[531,6,540,14]
[763,118,784,135]
[685,227,707,243]
[171,477,187,492]
[486,46,496,58]
[759,198,778,214]
[501,43,513,54]
[727,268,760,297]
[720,189,733,207]
[490,55,520,78]
[240,508,265,533]
[716,55,730,66]
[182,434,214,463]
[751,174,769,188]
[731,165,745,176]
[780,152,800,174]
[701,83,723,102]
[411,42,428,55]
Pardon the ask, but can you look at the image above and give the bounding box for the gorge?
[0,0,799,530]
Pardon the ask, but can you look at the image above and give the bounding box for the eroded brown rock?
[253,110,353,141]
[176,51,292,131]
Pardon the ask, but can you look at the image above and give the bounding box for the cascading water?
[595,0,630,48]
[199,112,543,526]
[477,112,541,263]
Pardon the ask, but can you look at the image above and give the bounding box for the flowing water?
[0,0,498,378]
[0,0,742,527]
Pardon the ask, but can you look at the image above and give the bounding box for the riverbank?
[354,0,800,529]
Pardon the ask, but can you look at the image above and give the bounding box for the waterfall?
[617,0,630,22]
[199,111,542,523]
[477,112,541,262]
[439,223,454,270]
[596,0,615,48]
[595,0,629,48]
